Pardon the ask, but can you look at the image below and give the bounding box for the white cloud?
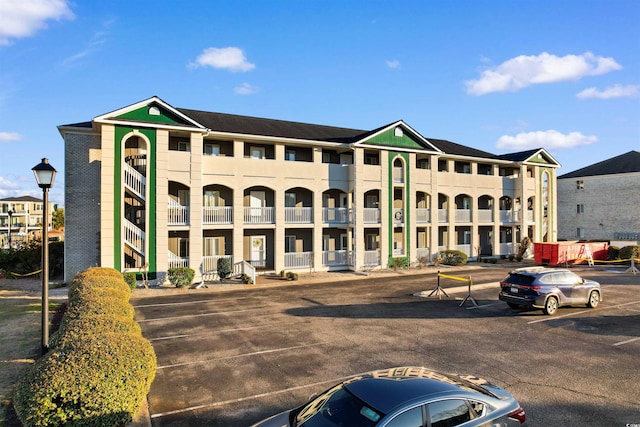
[0,0,74,45]
[386,59,400,69]
[190,47,255,72]
[576,84,640,100]
[0,131,21,142]
[466,52,622,95]
[60,18,114,67]
[234,83,259,95]
[496,130,598,150]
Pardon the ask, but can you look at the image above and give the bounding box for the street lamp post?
[7,209,12,249]
[32,158,56,355]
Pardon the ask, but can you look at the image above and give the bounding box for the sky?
[0,0,639,206]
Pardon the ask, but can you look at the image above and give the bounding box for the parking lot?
[132,265,640,426]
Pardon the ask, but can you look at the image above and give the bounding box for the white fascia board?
[355,143,440,155]
[93,118,207,133]
[355,120,442,153]
[204,130,352,148]
[94,96,206,130]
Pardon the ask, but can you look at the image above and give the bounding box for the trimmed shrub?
[216,257,232,280]
[64,291,135,321]
[167,267,195,288]
[14,332,156,427]
[390,257,408,270]
[607,246,620,261]
[620,245,640,261]
[123,272,138,289]
[69,275,131,302]
[51,314,142,349]
[438,250,468,266]
[73,267,124,282]
[286,271,299,281]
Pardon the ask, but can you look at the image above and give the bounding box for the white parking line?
[527,300,640,324]
[156,341,330,370]
[150,372,359,419]
[150,322,288,342]
[137,306,267,323]
[134,296,254,308]
[613,337,640,346]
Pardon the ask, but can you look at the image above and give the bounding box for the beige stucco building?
[1,195,57,249]
[58,96,560,283]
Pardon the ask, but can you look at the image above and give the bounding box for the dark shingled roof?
[558,150,640,179]
[177,108,370,143]
[494,148,543,162]
[427,138,495,158]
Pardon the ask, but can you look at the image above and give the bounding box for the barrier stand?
[459,276,479,308]
[625,258,639,275]
[427,271,449,299]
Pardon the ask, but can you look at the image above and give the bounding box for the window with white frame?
[204,143,220,156]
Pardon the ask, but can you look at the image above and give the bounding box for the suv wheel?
[543,296,558,315]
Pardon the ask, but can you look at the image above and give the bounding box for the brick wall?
[64,132,101,281]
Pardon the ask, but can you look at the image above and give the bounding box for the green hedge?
[14,333,156,427]
[168,267,195,287]
[13,267,156,427]
[438,250,469,266]
[620,245,640,261]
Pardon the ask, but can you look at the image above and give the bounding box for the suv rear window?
[503,273,535,286]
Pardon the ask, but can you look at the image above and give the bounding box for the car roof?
[343,367,494,414]
[510,267,571,276]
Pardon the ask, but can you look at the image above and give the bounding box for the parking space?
[132,266,640,426]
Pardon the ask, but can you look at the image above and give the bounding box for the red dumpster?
[534,241,608,266]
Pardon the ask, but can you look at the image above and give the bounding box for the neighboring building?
[0,195,57,249]
[557,150,640,244]
[58,96,560,283]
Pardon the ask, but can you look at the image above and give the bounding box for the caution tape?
[572,257,640,264]
[437,273,473,284]
[9,269,42,278]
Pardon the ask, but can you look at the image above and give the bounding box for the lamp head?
[32,158,57,189]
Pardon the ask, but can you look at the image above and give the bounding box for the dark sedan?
[499,267,601,315]
[251,366,526,427]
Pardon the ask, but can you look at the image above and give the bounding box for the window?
[438,159,448,172]
[203,237,224,256]
[285,193,296,207]
[250,146,265,159]
[386,406,423,427]
[577,180,584,190]
[364,150,380,165]
[204,143,220,156]
[322,149,339,164]
[577,228,585,239]
[204,191,221,207]
[428,399,471,427]
[285,235,296,253]
[577,204,585,214]
[416,157,430,169]
[178,141,189,152]
[285,149,296,161]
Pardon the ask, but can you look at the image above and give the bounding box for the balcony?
[363,250,381,266]
[455,209,471,223]
[168,251,188,269]
[323,208,351,224]
[322,250,352,266]
[284,252,313,269]
[499,210,519,223]
[203,206,233,224]
[201,254,233,273]
[478,209,493,223]
[416,209,430,223]
[438,209,448,223]
[363,208,381,224]
[168,199,189,225]
[244,207,275,224]
[284,207,313,224]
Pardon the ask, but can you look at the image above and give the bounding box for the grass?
[0,281,63,426]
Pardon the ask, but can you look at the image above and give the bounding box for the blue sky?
[1,0,638,205]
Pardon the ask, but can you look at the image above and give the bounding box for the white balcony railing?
[124,219,144,255]
[168,251,188,269]
[499,210,519,223]
[244,207,275,224]
[203,206,233,224]
[393,167,404,183]
[416,247,431,261]
[322,250,352,266]
[284,252,313,269]
[438,209,448,223]
[499,242,518,255]
[323,207,351,223]
[201,255,233,273]
[526,210,534,222]
[416,208,430,223]
[124,163,145,200]
[168,199,189,225]
[364,208,381,224]
[455,244,472,256]
[478,209,493,223]
[363,250,381,266]
[285,207,313,224]
[456,209,472,222]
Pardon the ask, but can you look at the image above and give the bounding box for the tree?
[52,208,64,230]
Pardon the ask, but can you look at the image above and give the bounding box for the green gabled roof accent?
[115,102,191,126]
[360,123,435,151]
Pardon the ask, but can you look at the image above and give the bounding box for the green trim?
[365,126,425,150]
[387,152,411,266]
[539,168,554,241]
[116,104,188,126]
[114,126,157,273]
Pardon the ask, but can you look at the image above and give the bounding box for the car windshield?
[292,383,382,427]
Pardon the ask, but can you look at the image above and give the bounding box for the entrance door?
[251,235,266,267]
